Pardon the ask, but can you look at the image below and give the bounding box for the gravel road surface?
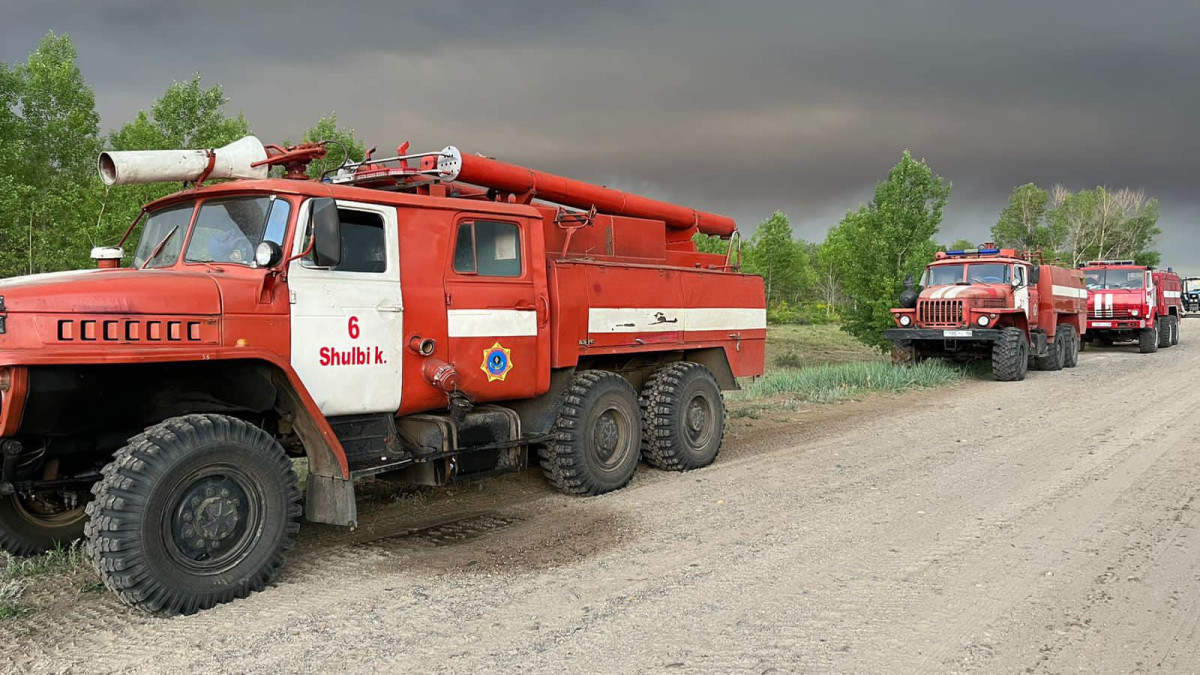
[4,336,1199,674]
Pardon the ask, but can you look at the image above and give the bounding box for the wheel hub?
[172,476,249,560]
[594,411,621,459]
[684,394,715,447]
[687,400,708,434]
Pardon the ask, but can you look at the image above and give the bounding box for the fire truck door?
[1014,264,1031,317]
[287,200,404,416]
[444,217,546,399]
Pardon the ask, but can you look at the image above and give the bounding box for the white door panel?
[287,199,403,416]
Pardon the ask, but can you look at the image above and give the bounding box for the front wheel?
[1139,325,1159,354]
[992,327,1029,381]
[85,414,301,615]
[890,343,917,368]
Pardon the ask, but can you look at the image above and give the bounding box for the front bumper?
[1086,319,1145,331]
[883,328,1002,343]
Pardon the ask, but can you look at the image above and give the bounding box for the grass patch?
[0,581,31,620]
[736,359,968,405]
[765,324,881,371]
[1,540,88,581]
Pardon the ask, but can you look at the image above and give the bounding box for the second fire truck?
[884,245,1088,381]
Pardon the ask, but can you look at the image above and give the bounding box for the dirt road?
[5,336,1200,674]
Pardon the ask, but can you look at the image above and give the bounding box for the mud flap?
[305,474,357,527]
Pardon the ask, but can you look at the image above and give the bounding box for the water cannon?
[98,136,269,186]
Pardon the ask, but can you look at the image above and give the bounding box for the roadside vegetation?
[0,542,95,620]
[730,324,978,419]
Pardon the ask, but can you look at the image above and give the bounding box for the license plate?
[943,330,973,338]
[1092,322,1112,328]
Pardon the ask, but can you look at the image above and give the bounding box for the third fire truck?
[1080,261,1182,352]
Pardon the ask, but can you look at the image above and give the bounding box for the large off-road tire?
[1032,327,1065,371]
[891,342,917,368]
[1158,317,1172,348]
[640,362,725,472]
[85,414,301,615]
[0,491,88,557]
[539,371,642,496]
[1060,325,1080,368]
[992,327,1029,382]
[1139,324,1159,353]
[1171,316,1180,345]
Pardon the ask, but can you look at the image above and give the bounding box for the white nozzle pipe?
[97,135,269,186]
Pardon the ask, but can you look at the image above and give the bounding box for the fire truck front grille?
[918,299,964,327]
[1088,308,1135,319]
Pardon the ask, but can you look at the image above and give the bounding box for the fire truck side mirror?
[310,198,342,268]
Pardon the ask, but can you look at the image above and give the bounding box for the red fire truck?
[1080,261,1182,352]
[0,137,765,613]
[884,245,1087,381]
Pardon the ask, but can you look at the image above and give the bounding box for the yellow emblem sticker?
[481,342,513,382]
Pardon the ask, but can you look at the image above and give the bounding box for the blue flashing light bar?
[945,246,1002,257]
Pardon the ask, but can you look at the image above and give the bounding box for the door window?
[303,207,388,273]
[1014,265,1026,287]
[452,221,522,277]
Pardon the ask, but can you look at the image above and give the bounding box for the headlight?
[255,241,283,268]
[1131,309,1139,317]
[977,315,990,327]
[899,314,912,327]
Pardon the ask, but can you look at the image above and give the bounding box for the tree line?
[0,33,1166,352]
[0,32,365,277]
[702,151,1163,350]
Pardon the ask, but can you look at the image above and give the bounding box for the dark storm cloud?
[4,1,1198,268]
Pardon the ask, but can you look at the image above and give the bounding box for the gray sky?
[3,1,1197,271]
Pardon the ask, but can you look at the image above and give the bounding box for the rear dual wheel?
[640,362,725,472]
[1060,325,1080,369]
[1158,317,1173,349]
[540,371,643,495]
[540,364,726,495]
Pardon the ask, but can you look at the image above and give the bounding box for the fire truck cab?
[0,137,765,614]
[1079,262,1182,353]
[884,245,1087,381]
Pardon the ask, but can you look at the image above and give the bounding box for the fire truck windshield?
[924,263,1010,286]
[133,196,292,269]
[185,196,289,266]
[133,202,195,268]
[1084,269,1144,290]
